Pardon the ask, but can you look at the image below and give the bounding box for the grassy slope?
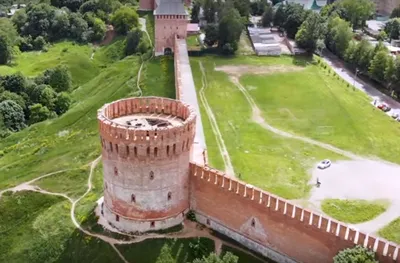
[379,217,400,244]
[35,167,90,199]
[241,60,400,164]
[190,56,344,199]
[321,199,389,224]
[117,238,215,263]
[0,41,100,87]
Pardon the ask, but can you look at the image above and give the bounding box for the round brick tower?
[97,97,196,233]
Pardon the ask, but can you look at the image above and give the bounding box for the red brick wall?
[189,163,400,263]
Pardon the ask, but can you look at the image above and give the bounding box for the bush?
[186,210,196,222]
[0,100,26,132]
[33,36,47,50]
[333,245,377,263]
[28,103,52,124]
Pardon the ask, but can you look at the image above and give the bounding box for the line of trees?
[0,66,72,138]
[0,0,146,65]
[254,0,400,97]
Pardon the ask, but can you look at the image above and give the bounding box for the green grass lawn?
[190,56,345,199]
[379,217,400,243]
[117,237,215,263]
[241,59,400,164]
[321,199,389,224]
[34,167,90,199]
[0,41,101,87]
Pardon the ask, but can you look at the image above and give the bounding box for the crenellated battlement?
[98,97,196,160]
[189,163,400,263]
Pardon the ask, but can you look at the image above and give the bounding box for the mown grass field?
[190,55,400,199]
[190,56,344,199]
[241,59,400,164]
[321,199,389,224]
[379,217,400,244]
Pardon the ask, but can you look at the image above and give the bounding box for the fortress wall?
[189,163,400,263]
[174,36,207,165]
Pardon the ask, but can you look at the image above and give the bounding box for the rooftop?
[154,0,187,15]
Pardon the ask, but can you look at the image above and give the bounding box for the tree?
[390,6,400,18]
[0,33,11,65]
[0,91,26,109]
[333,245,377,263]
[111,7,139,35]
[155,244,175,263]
[11,9,27,33]
[79,0,97,14]
[125,28,143,55]
[218,3,243,54]
[231,0,251,18]
[385,56,397,90]
[69,12,89,42]
[50,11,70,40]
[0,18,18,44]
[55,92,71,115]
[326,16,353,58]
[22,3,56,39]
[295,12,326,53]
[203,0,217,23]
[261,4,274,28]
[1,73,26,94]
[385,18,400,41]
[273,4,286,28]
[193,252,238,263]
[33,36,47,50]
[51,0,83,12]
[340,0,375,30]
[0,100,26,132]
[391,5,400,18]
[191,0,200,23]
[28,103,51,124]
[369,50,390,82]
[282,3,308,39]
[377,30,387,41]
[92,17,106,41]
[204,23,219,47]
[46,65,72,92]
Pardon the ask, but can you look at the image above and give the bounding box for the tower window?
[134,147,137,157]
[114,167,118,176]
[126,145,129,155]
[167,145,170,155]
[109,142,113,152]
[154,147,158,157]
[116,144,119,153]
[150,221,155,228]
[173,144,176,154]
[251,218,255,227]
[147,147,150,156]
[131,194,135,202]
[206,219,210,225]
[116,215,119,222]
[150,171,154,180]
[167,192,172,200]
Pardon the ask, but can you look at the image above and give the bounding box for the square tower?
[154,0,189,56]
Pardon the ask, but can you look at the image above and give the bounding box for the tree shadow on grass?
[292,55,314,67]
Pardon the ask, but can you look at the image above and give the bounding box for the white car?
[317,159,331,169]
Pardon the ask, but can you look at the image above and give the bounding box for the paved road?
[322,50,400,114]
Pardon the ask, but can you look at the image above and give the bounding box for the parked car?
[392,113,399,119]
[378,104,391,112]
[317,159,331,169]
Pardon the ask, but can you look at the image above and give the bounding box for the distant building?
[139,0,191,55]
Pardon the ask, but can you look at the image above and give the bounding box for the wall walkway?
[174,36,207,165]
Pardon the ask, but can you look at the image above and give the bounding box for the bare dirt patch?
[214,64,304,77]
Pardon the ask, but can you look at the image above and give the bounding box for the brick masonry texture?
[98,97,196,232]
[189,164,400,263]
